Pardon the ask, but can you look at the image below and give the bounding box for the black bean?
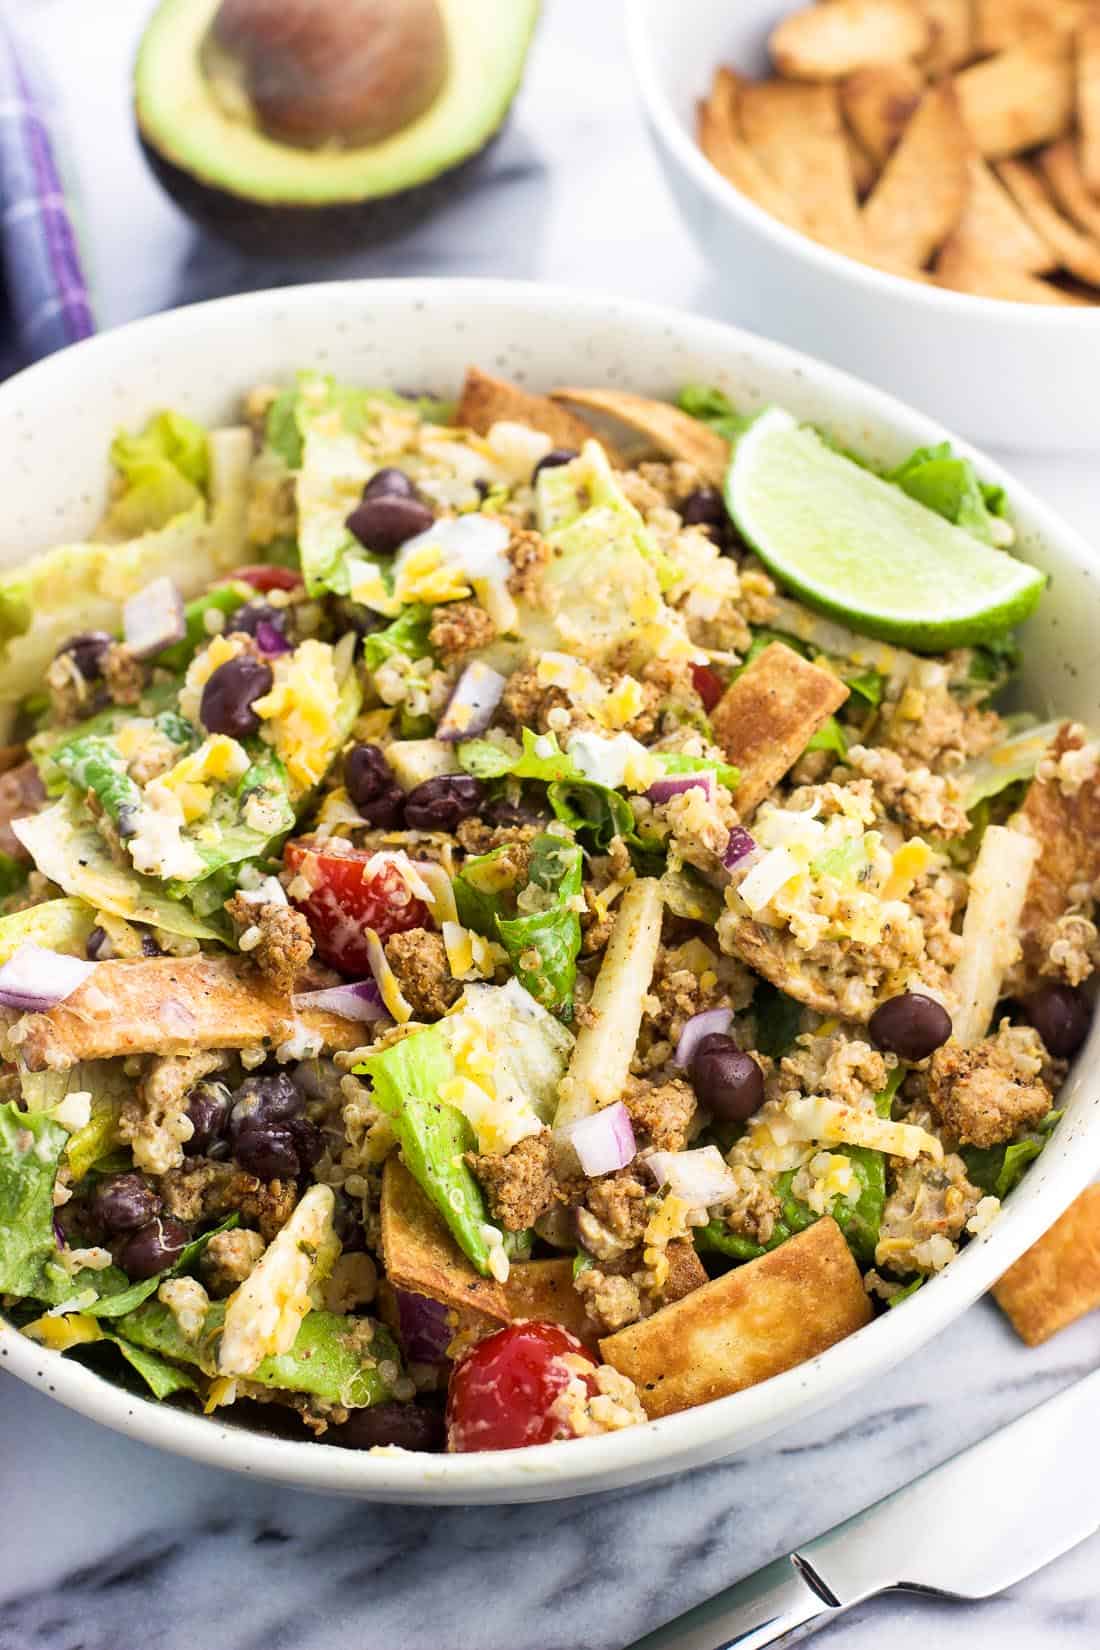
[680,486,727,529]
[532,448,578,482]
[404,774,485,832]
[184,1080,234,1156]
[363,467,416,501]
[326,1401,445,1453]
[92,1173,162,1235]
[346,494,434,555]
[85,925,110,961]
[56,630,112,682]
[117,1216,189,1280]
[231,600,286,640]
[689,1034,765,1122]
[229,1072,302,1140]
[200,655,274,738]
[288,1117,324,1171]
[1015,984,1092,1059]
[140,932,162,957]
[483,795,549,829]
[869,992,952,1061]
[344,743,406,827]
[234,1121,301,1181]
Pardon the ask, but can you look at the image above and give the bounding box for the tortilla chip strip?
[601,1219,871,1418]
[771,0,930,81]
[6,955,363,1072]
[550,387,730,487]
[457,367,620,463]
[739,81,865,258]
[862,81,970,268]
[711,641,850,817]
[993,1185,1100,1346]
[996,158,1100,284]
[841,62,925,163]
[1012,723,1100,992]
[935,236,1089,301]
[698,69,809,231]
[916,0,975,75]
[1077,11,1100,194]
[976,0,1087,55]
[1040,139,1100,239]
[953,154,1056,273]
[843,125,879,197]
[956,35,1074,158]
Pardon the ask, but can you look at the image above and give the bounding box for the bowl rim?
[1,275,1098,1503]
[624,0,1100,329]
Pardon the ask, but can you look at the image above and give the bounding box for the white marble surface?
[2,3,1099,1648]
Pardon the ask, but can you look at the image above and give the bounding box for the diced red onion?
[436,661,507,742]
[647,771,716,806]
[673,1006,733,1070]
[396,1288,453,1364]
[255,620,293,656]
[123,576,185,659]
[723,826,757,869]
[292,978,390,1024]
[557,1102,636,1177]
[644,1145,738,1207]
[0,943,96,1012]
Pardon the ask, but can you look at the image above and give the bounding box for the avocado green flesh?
[135,0,540,208]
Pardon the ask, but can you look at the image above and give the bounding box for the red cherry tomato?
[230,564,304,594]
[446,1322,599,1453]
[284,839,431,974]
[691,662,725,713]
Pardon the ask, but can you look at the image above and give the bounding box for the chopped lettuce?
[54,735,143,835]
[77,1216,239,1321]
[886,443,1007,546]
[676,383,753,443]
[107,1335,199,1399]
[0,851,28,901]
[546,778,636,850]
[0,896,97,962]
[357,1024,493,1273]
[956,719,1065,812]
[13,792,228,943]
[0,1101,67,1297]
[30,679,183,791]
[751,982,803,1058]
[805,715,849,760]
[166,746,296,898]
[361,604,434,674]
[491,835,584,1019]
[963,1109,1062,1201]
[98,411,210,541]
[536,440,679,591]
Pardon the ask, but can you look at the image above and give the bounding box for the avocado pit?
[206,0,449,148]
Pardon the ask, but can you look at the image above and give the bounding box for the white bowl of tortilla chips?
[1,279,1098,1502]
[628,0,1100,451]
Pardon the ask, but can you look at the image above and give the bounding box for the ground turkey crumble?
[428,600,496,662]
[621,1075,697,1153]
[876,1152,984,1275]
[884,671,1003,772]
[200,1227,267,1297]
[505,528,551,603]
[225,896,314,994]
[159,1157,298,1243]
[468,1129,562,1232]
[101,642,148,707]
[384,928,461,1019]
[928,1022,1052,1148]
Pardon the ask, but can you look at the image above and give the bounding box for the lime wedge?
[725,408,1046,650]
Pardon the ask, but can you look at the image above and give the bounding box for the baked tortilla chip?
[1040,138,1100,239]
[379,1157,592,1338]
[698,70,810,231]
[600,1219,871,1418]
[996,158,1100,285]
[863,82,971,268]
[841,61,925,163]
[993,1185,1100,1346]
[917,0,975,75]
[976,0,1087,54]
[551,387,731,486]
[935,236,1089,300]
[953,154,1056,273]
[1011,723,1100,993]
[843,124,879,196]
[457,367,618,462]
[739,81,866,257]
[770,0,930,82]
[711,641,850,817]
[956,35,1074,158]
[5,955,363,1072]
[1077,11,1100,194]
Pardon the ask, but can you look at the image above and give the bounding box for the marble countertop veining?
[2,3,1100,1649]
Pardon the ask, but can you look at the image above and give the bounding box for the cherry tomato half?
[231,564,304,594]
[284,839,430,974]
[690,662,725,713]
[446,1322,598,1453]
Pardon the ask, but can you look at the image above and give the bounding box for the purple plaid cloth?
[0,13,94,376]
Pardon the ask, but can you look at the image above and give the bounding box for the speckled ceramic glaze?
[1,280,1097,1503]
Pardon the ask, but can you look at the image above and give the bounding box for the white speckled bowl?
[1,280,1098,1503]
[627,0,1100,452]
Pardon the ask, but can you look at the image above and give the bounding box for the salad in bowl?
[0,355,1093,1457]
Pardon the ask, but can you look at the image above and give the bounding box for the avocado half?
[134,0,541,253]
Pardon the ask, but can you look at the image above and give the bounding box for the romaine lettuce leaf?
[962,1109,1062,1200]
[956,719,1065,812]
[805,715,848,760]
[886,442,1007,546]
[676,384,753,443]
[97,411,210,541]
[494,835,584,1020]
[0,896,97,962]
[751,982,803,1058]
[107,1335,198,1399]
[0,1101,67,1297]
[362,604,433,674]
